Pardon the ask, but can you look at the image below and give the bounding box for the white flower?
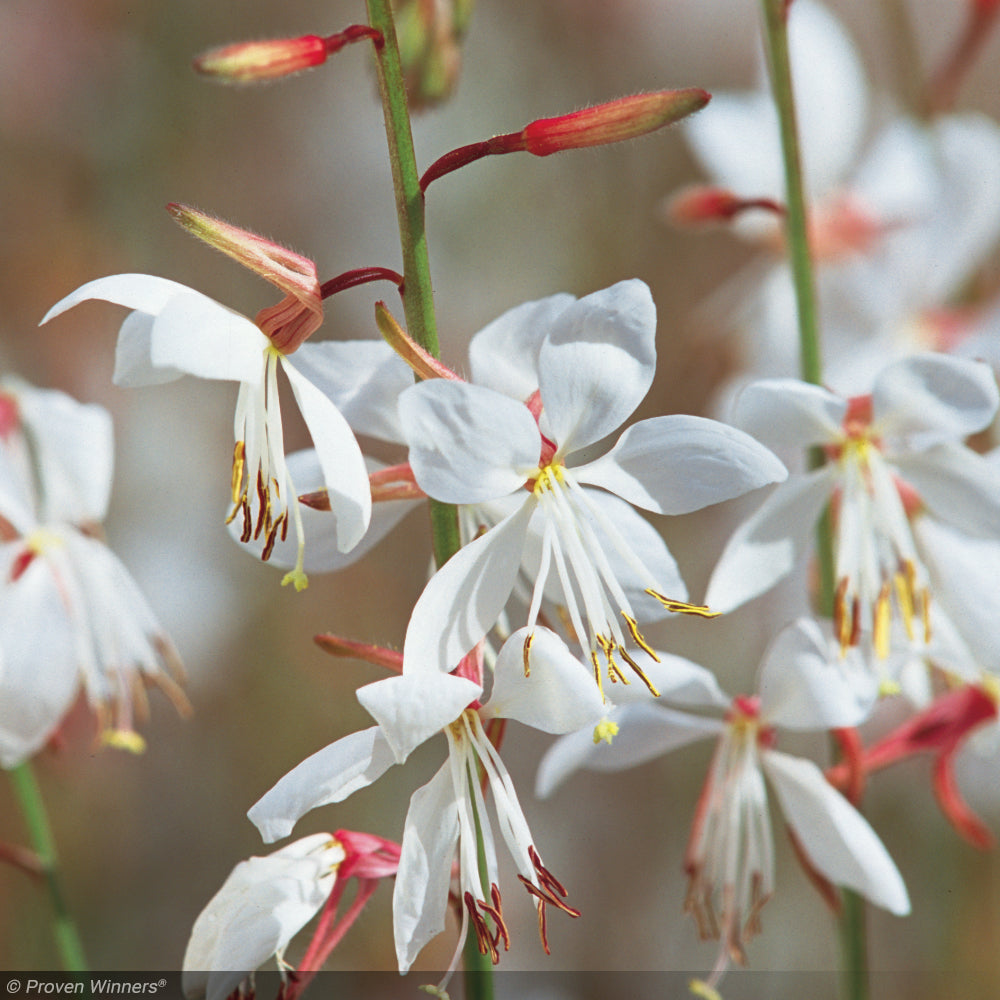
[248,628,605,973]
[42,274,371,589]
[0,382,185,763]
[182,833,345,1000]
[706,354,1000,661]
[398,279,787,688]
[537,618,907,983]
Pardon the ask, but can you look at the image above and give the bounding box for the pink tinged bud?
[313,633,404,674]
[667,185,786,227]
[192,26,382,85]
[334,829,402,879]
[517,89,711,156]
[374,301,461,381]
[167,203,322,352]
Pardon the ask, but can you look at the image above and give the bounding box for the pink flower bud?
[517,89,711,156]
[193,36,329,83]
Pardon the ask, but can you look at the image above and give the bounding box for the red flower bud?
[193,36,329,83]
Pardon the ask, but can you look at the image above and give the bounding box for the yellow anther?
[619,647,660,697]
[878,677,902,697]
[621,612,661,661]
[920,588,932,644]
[688,979,723,1000]
[593,719,619,745]
[874,583,892,659]
[522,631,534,678]
[645,589,720,619]
[531,463,565,496]
[101,729,147,754]
[589,649,605,700]
[230,440,246,504]
[893,570,915,641]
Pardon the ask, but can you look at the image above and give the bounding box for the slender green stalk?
[9,762,88,971]
[759,4,866,999]
[364,4,490,994]
[365,0,461,569]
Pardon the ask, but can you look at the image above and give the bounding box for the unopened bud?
[167,204,322,351]
[193,36,329,83]
[395,0,474,109]
[518,89,710,156]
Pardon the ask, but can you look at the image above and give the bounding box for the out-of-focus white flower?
[249,629,605,974]
[396,279,786,690]
[538,618,907,986]
[706,354,1000,664]
[0,381,186,763]
[42,272,371,590]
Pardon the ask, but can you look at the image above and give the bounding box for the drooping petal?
[468,294,576,400]
[248,727,397,843]
[147,289,266,384]
[42,273,197,325]
[399,380,541,503]
[114,310,183,386]
[288,339,413,444]
[893,442,1000,537]
[357,672,480,763]
[538,279,657,455]
[574,414,787,515]
[403,499,535,674]
[393,763,460,974]
[536,703,722,798]
[763,749,910,915]
[704,468,834,613]
[731,379,845,450]
[282,358,372,552]
[485,627,605,733]
[758,618,877,730]
[182,833,343,1000]
[873,354,999,448]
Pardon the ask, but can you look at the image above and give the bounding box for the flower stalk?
[9,763,88,972]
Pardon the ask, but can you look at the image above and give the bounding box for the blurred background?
[2,0,1000,995]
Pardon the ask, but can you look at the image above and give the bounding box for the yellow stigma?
[101,729,147,754]
[281,566,309,591]
[532,463,565,496]
[26,528,65,556]
[688,980,723,1000]
[593,719,619,745]
[981,673,1000,706]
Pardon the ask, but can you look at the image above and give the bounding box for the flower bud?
[395,0,475,109]
[193,36,329,83]
[517,89,711,156]
[167,204,322,351]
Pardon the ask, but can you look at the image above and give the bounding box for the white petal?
[150,291,266,384]
[486,627,605,733]
[535,703,722,798]
[468,294,576,400]
[874,354,999,447]
[758,618,877,730]
[283,358,372,552]
[357,673,480,763]
[763,749,910,915]
[182,833,342,1000]
[114,310,183,386]
[732,379,845,450]
[576,415,787,515]
[289,340,413,443]
[247,727,396,843]
[538,280,657,454]
[704,469,833,613]
[893,442,1000,537]
[0,555,79,768]
[403,499,535,674]
[42,273,197,324]
[398,380,540,503]
[608,651,730,709]
[393,764,460,974]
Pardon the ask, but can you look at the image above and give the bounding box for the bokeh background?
[2,0,1000,995]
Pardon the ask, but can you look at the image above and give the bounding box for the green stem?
[9,762,88,972]
[365,0,461,569]
[759,4,866,999]
[364,4,489,996]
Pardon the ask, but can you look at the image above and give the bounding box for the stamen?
[874,582,892,659]
[230,440,246,504]
[522,632,534,678]
[618,647,661,697]
[589,649,605,700]
[621,612,661,662]
[517,846,579,955]
[645,589,720,618]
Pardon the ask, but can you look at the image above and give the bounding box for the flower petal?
[468,293,576,400]
[247,727,396,843]
[486,627,605,733]
[704,469,833,613]
[283,358,372,552]
[763,749,910,915]
[357,673,480,763]
[535,703,722,798]
[403,499,535,674]
[576,414,787,516]
[393,763,460,974]
[608,651,729,709]
[732,379,845,450]
[114,310,183,386]
[758,618,877,730]
[398,380,540,503]
[42,273,196,324]
[874,354,999,448]
[538,279,657,454]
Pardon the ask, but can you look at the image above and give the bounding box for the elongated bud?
[374,302,460,381]
[421,89,710,189]
[395,0,475,109]
[193,26,382,84]
[167,203,322,351]
[518,89,710,156]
